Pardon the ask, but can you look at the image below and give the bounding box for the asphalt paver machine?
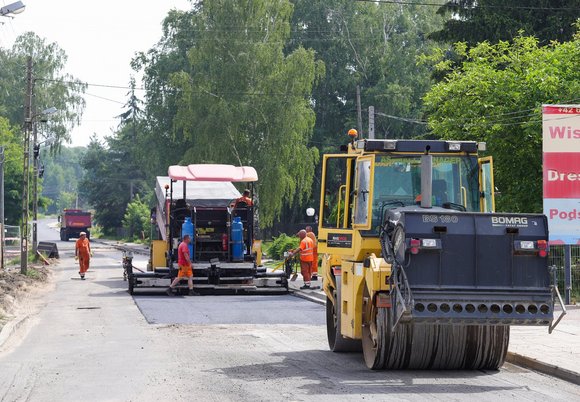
[126,164,288,294]
[319,133,566,369]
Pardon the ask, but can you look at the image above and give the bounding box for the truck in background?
[59,209,91,241]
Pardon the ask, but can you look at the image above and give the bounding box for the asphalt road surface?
[0,219,579,401]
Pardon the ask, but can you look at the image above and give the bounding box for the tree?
[0,32,86,145]
[41,146,86,213]
[423,32,580,213]
[122,195,151,240]
[430,0,580,46]
[80,136,149,234]
[155,0,324,227]
[0,117,25,224]
[130,9,199,180]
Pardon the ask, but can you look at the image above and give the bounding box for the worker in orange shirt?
[289,229,315,289]
[305,226,318,281]
[75,232,91,280]
[234,189,253,208]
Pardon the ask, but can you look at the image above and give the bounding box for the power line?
[36,77,144,91]
[354,0,580,11]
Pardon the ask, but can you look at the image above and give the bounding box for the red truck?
[59,209,92,241]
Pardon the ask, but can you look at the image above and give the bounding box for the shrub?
[268,234,299,260]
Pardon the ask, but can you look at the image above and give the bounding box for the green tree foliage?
[122,195,151,240]
[80,135,149,234]
[41,146,86,213]
[430,0,580,46]
[423,33,580,213]
[267,233,299,260]
[0,117,25,224]
[290,1,444,142]
[136,0,324,227]
[130,9,200,179]
[0,32,86,144]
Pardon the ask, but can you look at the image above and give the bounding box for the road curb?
[290,289,325,306]
[91,239,149,256]
[0,314,31,349]
[506,351,580,386]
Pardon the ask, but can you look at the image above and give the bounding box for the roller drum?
[364,307,509,370]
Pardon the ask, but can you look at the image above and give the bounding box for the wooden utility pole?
[0,146,4,270]
[21,56,33,274]
[356,85,363,137]
[368,106,375,139]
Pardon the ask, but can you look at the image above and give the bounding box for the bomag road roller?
[319,132,566,370]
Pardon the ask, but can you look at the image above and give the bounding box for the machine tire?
[362,285,387,369]
[128,274,135,295]
[326,278,362,353]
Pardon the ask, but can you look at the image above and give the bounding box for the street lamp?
[0,1,26,16]
[32,108,57,256]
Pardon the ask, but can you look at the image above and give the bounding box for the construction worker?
[75,232,91,280]
[289,229,314,290]
[305,226,318,280]
[166,235,198,296]
[234,189,253,208]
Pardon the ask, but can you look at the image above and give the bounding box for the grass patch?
[25,268,41,280]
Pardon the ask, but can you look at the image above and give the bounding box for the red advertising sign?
[542,105,580,244]
[543,153,580,198]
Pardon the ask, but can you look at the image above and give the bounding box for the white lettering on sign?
[491,216,529,227]
[547,169,580,182]
[549,126,580,139]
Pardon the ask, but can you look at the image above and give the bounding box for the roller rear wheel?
[326,278,362,352]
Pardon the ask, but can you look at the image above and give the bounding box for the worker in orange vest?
[75,232,91,280]
[289,230,315,289]
[305,226,318,280]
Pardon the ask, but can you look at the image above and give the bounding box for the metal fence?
[549,245,580,304]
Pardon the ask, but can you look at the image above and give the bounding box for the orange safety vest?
[299,236,314,262]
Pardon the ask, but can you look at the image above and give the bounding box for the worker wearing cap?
[75,232,91,280]
[305,226,318,281]
[233,189,253,208]
[289,230,314,289]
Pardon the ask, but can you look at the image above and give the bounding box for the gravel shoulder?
[0,264,53,336]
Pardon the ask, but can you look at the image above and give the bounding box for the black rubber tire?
[326,278,362,352]
[128,274,135,295]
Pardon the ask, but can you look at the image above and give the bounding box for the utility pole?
[368,106,375,139]
[0,146,4,270]
[21,56,33,274]
[32,124,39,255]
[356,85,363,138]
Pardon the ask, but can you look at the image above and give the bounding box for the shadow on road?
[214,349,524,396]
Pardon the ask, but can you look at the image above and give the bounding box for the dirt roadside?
[0,264,53,335]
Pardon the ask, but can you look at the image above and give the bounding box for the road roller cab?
[319,134,565,370]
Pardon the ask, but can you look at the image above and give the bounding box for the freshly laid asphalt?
[134,294,325,325]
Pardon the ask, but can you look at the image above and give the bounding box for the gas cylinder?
[231,217,244,262]
[222,233,228,251]
[181,217,195,260]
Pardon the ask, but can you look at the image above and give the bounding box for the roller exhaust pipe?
[420,152,432,209]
